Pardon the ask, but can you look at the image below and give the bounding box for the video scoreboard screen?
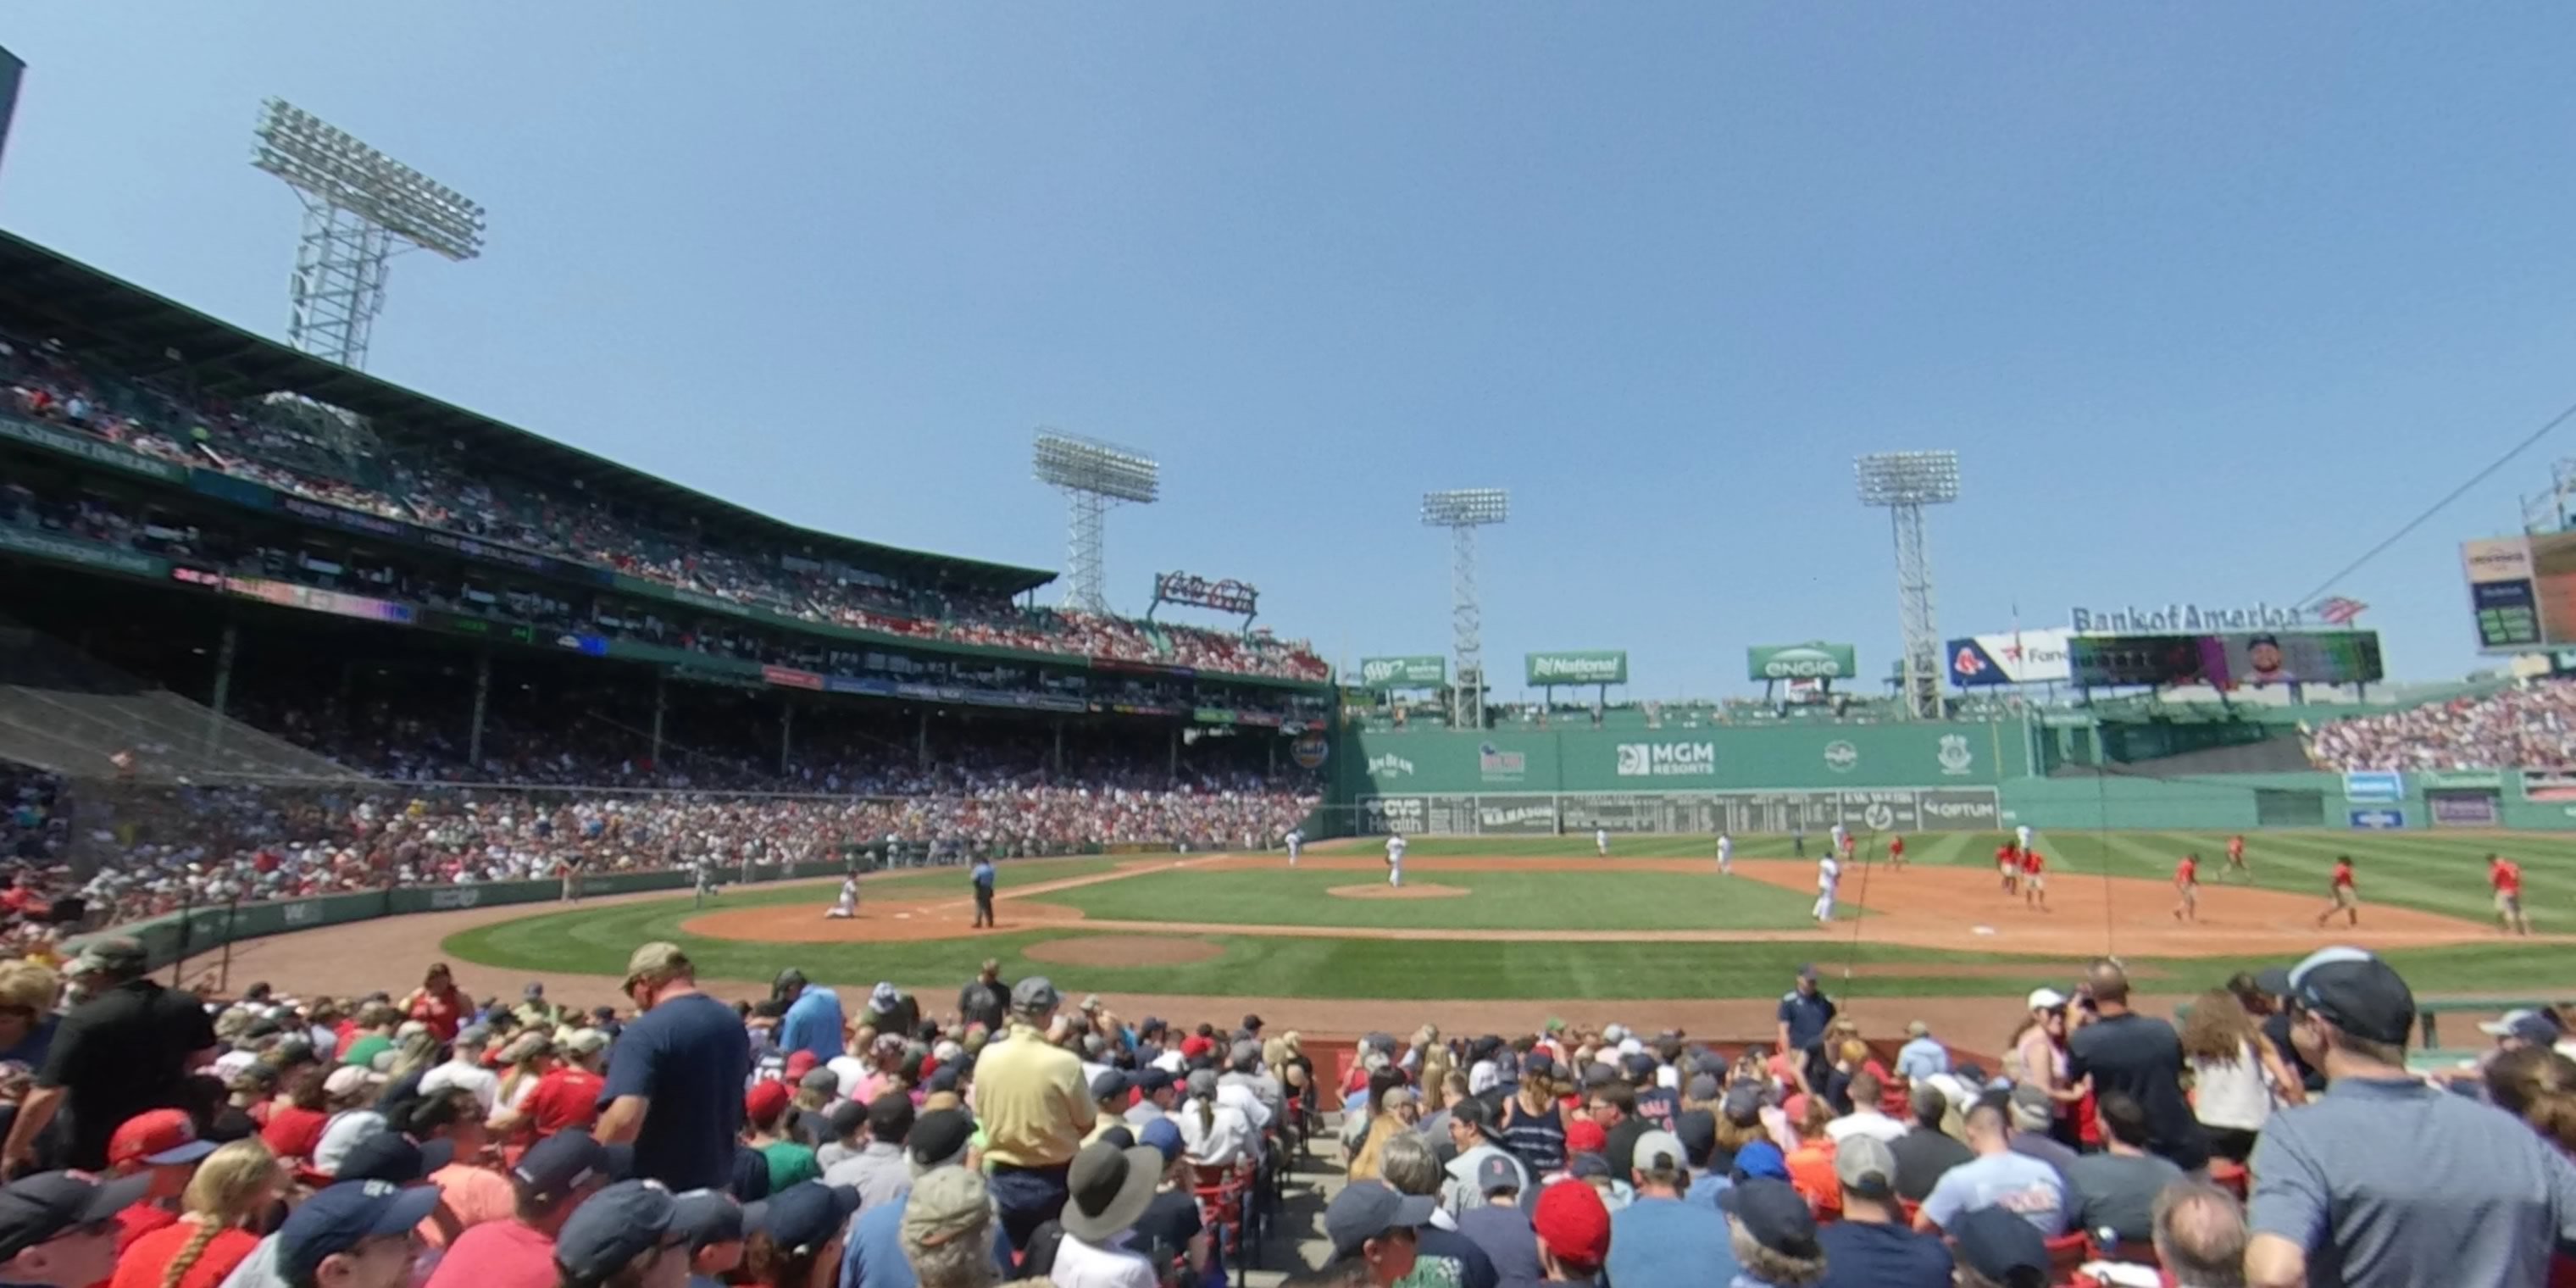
[2462,533,2576,652]
[2068,630,2384,687]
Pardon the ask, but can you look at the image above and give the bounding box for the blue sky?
[5,4,2575,697]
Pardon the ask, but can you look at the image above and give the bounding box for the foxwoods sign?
[2068,602,2312,634]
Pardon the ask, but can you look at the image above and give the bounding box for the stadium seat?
[2046,1232,2090,1284]
[2209,1158,2248,1200]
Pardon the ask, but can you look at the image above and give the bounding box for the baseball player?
[825,874,858,919]
[2490,853,2529,935]
[2172,853,2200,923]
[1595,827,1611,858]
[1717,831,1734,876]
[1385,832,1408,889]
[1829,823,1849,859]
[1886,835,1906,869]
[691,858,717,908]
[2315,855,2359,928]
[2015,824,2034,852]
[1996,841,2021,896]
[2021,847,2048,909]
[1813,852,1841,923]
[1285,828,1302,867]
[2225,834,2249,882]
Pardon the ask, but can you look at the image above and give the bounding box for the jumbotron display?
[2069,630,2384,687]
[2461,533,2576,651]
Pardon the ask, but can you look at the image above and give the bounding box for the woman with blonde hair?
[2486,1045,2576,1155]
[493,1032,555,1114]
[108,1139,281,1288]
[2179,986,2303,1162]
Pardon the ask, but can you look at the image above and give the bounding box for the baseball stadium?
[12,21,2576,1288]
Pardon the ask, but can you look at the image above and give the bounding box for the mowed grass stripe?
[1042,867,1831,931]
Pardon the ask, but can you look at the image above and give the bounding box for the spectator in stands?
[742,1083,818,1193]
[840,1108,1008,1288]
[1607,1127,1735,1286]
[738,1181,856,1288]
[275,1180,441,1288]
[2064,1092,2183,1247]
[1893,1021,1948,1081]
[1824,1071,1903,1145]
[770,972,842,1065]
[2153,1180,2250,1288]
[1718,1178,1825,1288]
[1497,1056,1568,1179]
[822,1093,912,1208]
[399,966,467,1045]
[6,938,216,1173]
[1046,1140,1164,1287]
[2486,1045,2576,1156]
[419,1028,499,1114]
[974,978,1091,1252]
[408,1093,509,1245]
[2068,963,2207,1171]
[1776,968,1836,1094]
[2006,991,2078,1146]
[594,944,747,1192]
[1319,1181,1431,1285]
[956,963,1006,1037]
[1452,1157,1539,1284]
[492,1029,607,1153]
[1440,1099,1526,1216]
[1530,1180,1608,1283]
[423,1130,616,1288]
[549,1180,688,1288]
[1374,1134,1497,1288]
[0,962,60,1069]
[108,1108,221,1249]
[1914,1099,2066,1237]
[895,1168,999,1288]
[2246,947,2576,1288]
[1816,1135,1946,1288]
[108,1139,281,1288]
[2002,1085,2080,1185]
[2180,987,2300,1164]
[1946,1205,2050,1288]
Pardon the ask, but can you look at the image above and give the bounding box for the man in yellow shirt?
[972,975,1094,1253]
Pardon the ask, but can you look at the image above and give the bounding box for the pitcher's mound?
[1024,935,1221,967]
[1330,882,1470,900]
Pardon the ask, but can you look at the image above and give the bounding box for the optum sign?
[1747,642,1857,681]
[1526,651,1629,686]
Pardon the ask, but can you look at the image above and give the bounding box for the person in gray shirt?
[2248,947,2576,1288]
[2065,1093,2183,1245]
[821,1091,917,1210]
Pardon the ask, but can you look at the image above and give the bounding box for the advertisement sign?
[2461,534,2572,652]
[1290,732,1330,769]
[2522,769,2576,802]
[1613,740,1715,779]
[2342,771,2404,802]
[1746,642,1857,682]
[2429,792,2501,827]
[1526,651,1629,686]
[2068,602,2314,633]
[2069,631,2384,687]
[1152,572,1257,616]
[2418,769,2505,791]
[1352,786,2002,836]
[1358,656,1447,689]
[1474,795,1560,835]
[2349,808,2406,830]
[1945,630,2074,686]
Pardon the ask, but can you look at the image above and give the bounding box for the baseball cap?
[1519,1052,1557,1083]
[1475,1153,1522,1196]
[275,1180,444,1287]
[1568,1153,1613,1181]
[1674,1109,1718,1168]
[1564,1119,1607,1156]
[669,1190,745,1252]
[66,936,146,979]
[564,1029,612,1057]
[1833,1135,1897,1198]
[1241,1013,1264,1032]
[909,1109,974,1172]
[2007,1081,2054,1128]
[1139,1118,1184,1163]
[1720,1178,1819,1259]
[1130,1068,1174,1096]
[1720,1084,1763,1126]
[1685,1072,1719,1102]
[108,1109,218,1169]
[2285,947,2416,1046]
[2253,966,2294,997]
[1090,1070,1129,1102]
[1324,1181,1435,1260]
[1950,1205,2049,1286]
[336,1131,454,1185]
[773,969,809,997]
[1629,1129,1686,1176]
[512,1130,619,1205]
[1010,976,1059,1013]
[0,1172,152,1261]
[750,1182,860,1257]
[1732,1140,1788,1182]
[744,1080,792,1123]
[2479,1008,2566,1045]
[2026,987,2068,1011]
[1532,1180,1611,1269]
[553,1180,686,1284]
[622,942,689,987]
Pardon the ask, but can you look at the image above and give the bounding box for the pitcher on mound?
[1385,833,1408,889]
[825,874,858,919]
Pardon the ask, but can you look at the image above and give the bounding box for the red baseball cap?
[783,1051,820,1080]
[744,1079,793,1123]
[1533,1180,1610,1268]
[108,1109,217,1169]
[1563,1118,1607,1156]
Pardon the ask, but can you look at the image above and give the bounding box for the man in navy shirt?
[1775,965,1836,1091]
[970,859,997,928]
[594,941,752,1191]
[1818,1135,1950,1288]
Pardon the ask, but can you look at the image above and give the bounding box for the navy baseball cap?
[553,1181,685,1284]
[1130,1068,1174,1096]
[1324,1182,1435,1260]
[0,1172,152,1261]
[276,1180,443,1286]
[1719,1178,1818,1258]
[670,1190,747,1251]
[512,1130,624,1205]
[751,1182,860,1257]
[336,1133,454,1185]
[2285,947,2416,1046]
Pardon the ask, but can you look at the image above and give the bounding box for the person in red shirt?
[2225,834,2249,880]
[107,1137,280,1288]
[1886,836,1906,869]
[2316,856,2360,928]
[421,1131,615,1288]
[1996,843,2020,896]
[104,1110,217,1254]
[2490,853,2531,936]
[489,1030,609,1163]
[2173,854,2201,923]
[2020,848,2047,909]
[402,964,467,1044]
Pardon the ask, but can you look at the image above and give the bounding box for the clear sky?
[5,4,2575,698]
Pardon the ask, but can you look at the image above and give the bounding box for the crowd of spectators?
[0,930,2565,1288]
[1,331,1327,683]
[2303,678,2576,772]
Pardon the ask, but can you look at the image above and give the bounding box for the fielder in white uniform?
[825,875,858,919]
[1385,834,1408,888]
[1829,823,1848,858]
[1595,828,1611,858]
[1717,832,1734,875]
[1813,855,1841,923]
[1285,829,1302,866]
[2016,824,2033,851]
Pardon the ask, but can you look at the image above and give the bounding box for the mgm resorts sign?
[2068,601,2312,634]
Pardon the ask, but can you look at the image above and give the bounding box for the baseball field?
[210,828,2576,1040]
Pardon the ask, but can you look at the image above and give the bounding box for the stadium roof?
[0,231,1058,597]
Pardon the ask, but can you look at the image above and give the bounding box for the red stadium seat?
[2046,1232,2090,1284]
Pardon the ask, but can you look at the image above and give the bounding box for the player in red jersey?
[2315,855,2359,928]
[2021,847,2048,909]
[1887,835,1907,869]
[2225,834,2248,882]
[1996,841,2020,895]
[2490,853,2531,936]
[2173,854,2200,922]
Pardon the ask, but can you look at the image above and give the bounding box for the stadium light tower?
[253,98,486,372]
[1033,430,1159,613]
[1422,488,1508,730]
[1856,451,1960,721]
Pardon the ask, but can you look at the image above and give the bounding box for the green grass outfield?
[1039,867,1826,931]
[440,831,2576,1002]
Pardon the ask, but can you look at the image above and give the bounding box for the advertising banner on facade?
[1357,656,1447,688]
[1945,630,2074,686]
[1525,651,1629,686]
[1746,642,1857,682]
[1352,786,2002,836]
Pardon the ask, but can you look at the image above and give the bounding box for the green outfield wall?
[1339,724,2032,797]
